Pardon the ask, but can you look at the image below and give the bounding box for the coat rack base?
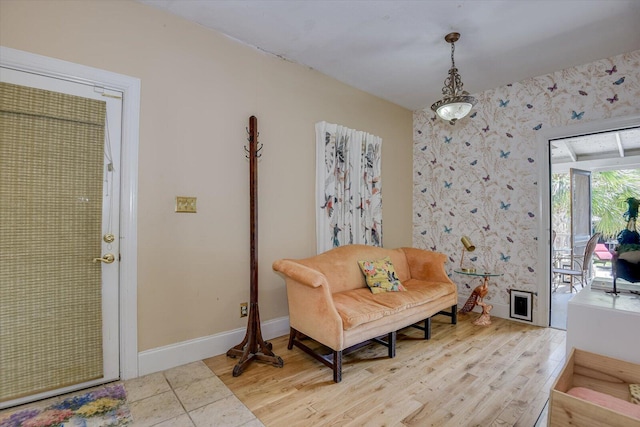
[226,303,284,377]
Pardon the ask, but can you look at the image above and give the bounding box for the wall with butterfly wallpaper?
[413,49,640,320]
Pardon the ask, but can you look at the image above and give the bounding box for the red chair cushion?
[595,244,613,260]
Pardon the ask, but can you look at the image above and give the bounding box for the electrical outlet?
[240,302,248,317]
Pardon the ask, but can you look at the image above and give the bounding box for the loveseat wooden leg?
[388,331,396,358]
[425,317,431,340]
[452,304,458,324]
[409,319,431,339]
[287,327,296,350]
[333,350,342,383]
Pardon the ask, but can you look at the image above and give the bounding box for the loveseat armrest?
[272,259,329,288]
[273,259,345,350]
[401,247,453,284]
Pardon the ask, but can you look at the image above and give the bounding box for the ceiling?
[139,0,640,111]
[551,127,640,169]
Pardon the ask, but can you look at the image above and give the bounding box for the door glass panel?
[0,82,105,402]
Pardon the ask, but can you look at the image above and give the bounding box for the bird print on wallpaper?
[571,110,585,120]
[613,77,625,85]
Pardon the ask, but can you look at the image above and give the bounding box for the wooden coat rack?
[226,115,284,376]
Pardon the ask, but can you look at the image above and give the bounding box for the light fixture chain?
[450,40,456,69]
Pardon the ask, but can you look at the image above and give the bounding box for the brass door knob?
[93,254,115,264]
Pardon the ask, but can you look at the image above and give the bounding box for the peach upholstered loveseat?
[272,244,458,382]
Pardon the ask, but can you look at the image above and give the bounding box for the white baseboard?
[138,299,529,378]
[138,316,290,376]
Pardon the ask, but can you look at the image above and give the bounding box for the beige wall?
[0,0,413,351]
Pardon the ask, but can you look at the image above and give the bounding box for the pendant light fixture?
[431,32,477,125]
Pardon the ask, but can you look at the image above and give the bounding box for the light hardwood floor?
[205,314,566,427]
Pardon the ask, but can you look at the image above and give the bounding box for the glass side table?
[454,270,503,326]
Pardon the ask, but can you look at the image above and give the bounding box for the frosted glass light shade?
[430,94,477,125]
[436,102,473,122]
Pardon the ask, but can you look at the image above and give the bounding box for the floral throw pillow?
[357,257,406,294]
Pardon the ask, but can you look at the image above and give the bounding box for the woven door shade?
[0,82,106,402]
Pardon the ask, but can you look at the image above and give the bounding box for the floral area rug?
[0,383,132,427]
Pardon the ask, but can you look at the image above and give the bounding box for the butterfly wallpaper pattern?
[413,49,640,316]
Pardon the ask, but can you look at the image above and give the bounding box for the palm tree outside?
[552,169,640,243]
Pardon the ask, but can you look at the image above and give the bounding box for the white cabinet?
[566,288,640,364]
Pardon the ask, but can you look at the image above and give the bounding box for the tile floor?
[123,360,264,427]
[1,361,263,427]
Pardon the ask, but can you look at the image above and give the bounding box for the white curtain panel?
[315,121,382,254]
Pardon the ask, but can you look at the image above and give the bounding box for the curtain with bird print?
[315,121,382,254]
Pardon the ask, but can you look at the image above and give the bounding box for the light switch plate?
[176,196,197,213]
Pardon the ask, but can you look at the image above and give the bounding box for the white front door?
[0,68,122,408]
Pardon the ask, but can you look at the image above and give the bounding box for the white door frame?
[535,114,640,328]
[0,46,140,380]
